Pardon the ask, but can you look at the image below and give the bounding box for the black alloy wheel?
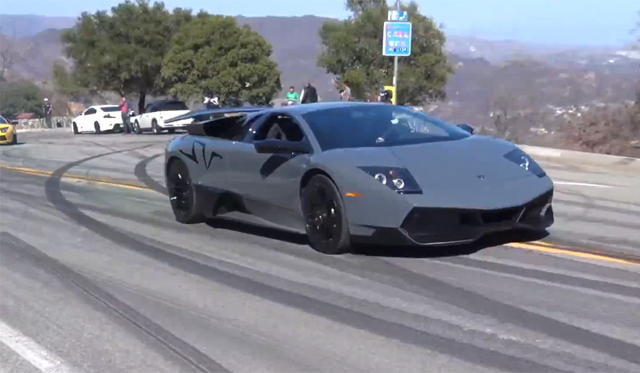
[301,175,351,254]
[166,159,204,224]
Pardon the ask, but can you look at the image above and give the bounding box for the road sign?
[388,10,408,21]
[382,22,412,57]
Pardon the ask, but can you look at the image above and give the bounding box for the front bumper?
[0,128,16,144]
[351,189,554,246]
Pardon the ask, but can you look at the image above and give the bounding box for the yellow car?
[0,115,17,145]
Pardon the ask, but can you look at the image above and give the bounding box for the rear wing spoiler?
[165,107,271,124]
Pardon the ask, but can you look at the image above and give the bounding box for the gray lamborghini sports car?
[163,102,554,254]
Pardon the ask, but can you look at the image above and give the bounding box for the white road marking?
[0,320,81,373]
[554,181,615,188]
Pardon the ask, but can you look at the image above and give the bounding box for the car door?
[139,104,154,129]
[226,112,312,229]
[79,107,97,132]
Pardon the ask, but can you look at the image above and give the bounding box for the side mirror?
[254,139,309,155]
[457,123,475,134]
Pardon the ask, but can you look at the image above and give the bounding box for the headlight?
[504,149,546,178]
[0,127,7,133]
[358,166,422,194]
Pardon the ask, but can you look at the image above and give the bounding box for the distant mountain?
[0,14,76,38]
[1,14,638,117]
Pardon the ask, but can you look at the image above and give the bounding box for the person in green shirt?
[286,86,299,104]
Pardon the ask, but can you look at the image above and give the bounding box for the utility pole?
[392,0,400,104]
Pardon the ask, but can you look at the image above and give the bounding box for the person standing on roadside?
[339,83,352,101]
[300,82,318,104]
[42,98,52,128]
[120,95,134,134]
[286,86,299,104]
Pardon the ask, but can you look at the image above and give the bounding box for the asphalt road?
[1,129,639,373]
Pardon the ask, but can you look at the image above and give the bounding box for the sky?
[1,0,638,47]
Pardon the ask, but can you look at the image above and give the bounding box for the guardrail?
[12,117,73,131]
[519,144,640,170]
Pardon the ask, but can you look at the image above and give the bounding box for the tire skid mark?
[130,154,640,371]
[361,258,640,365]
[42,146,232,373]
[43,152,569,372]
[437,256,640,299]
[556,189,640,209]
[0,232,228,373]
[134,153,166,194]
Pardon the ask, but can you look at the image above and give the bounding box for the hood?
[324,136,538,188]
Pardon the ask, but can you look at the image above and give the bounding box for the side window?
[254,114,305,142]
[84,108,97,115]
[143,104,152,114]
[237,113,265,141]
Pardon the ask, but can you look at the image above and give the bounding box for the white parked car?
[132,100,192,134]
[72,105,124,134]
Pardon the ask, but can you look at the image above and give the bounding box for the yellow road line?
[2,164,638,267]
[530,240,553,247]
[505,242,638,266]
[0,164,152,192]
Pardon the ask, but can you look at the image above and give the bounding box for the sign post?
[383,3,411,105]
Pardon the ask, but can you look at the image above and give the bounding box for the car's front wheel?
[72,122,79,134]
[166,159,205,224]
[300,174,351,254]
[11,133,17,145]
[94,121,101,134]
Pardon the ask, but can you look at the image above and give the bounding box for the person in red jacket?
[119,95,134,134]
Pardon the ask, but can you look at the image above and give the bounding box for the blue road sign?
[382,21,412,57]
[388,10,408,21]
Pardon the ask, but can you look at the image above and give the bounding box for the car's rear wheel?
[166,159,205,224]
[300,174,351,254]
[94,121,101,134]
[72,122,79,134]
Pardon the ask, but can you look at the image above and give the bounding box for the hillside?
[1,14,638,116]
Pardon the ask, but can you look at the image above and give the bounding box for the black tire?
[94,121,101,134]
[134,120,142,134]
[11,133,17,144]
[300,174,351,254]
[166,159,205,224]
[152,119,161,134]
[167,128,175,134]
[72,122,79,134]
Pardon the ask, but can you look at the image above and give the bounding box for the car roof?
[276,101,390,115]
[91,105,119,109]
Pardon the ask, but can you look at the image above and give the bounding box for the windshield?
[302,105,470,151]
[101,106,121,112]
[0,116,8,124]
[159,101,189,111]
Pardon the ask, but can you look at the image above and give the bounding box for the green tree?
[318,0,452,105]
[161,14,281,106]
[60,0,193,113]
[0,81,43,119]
